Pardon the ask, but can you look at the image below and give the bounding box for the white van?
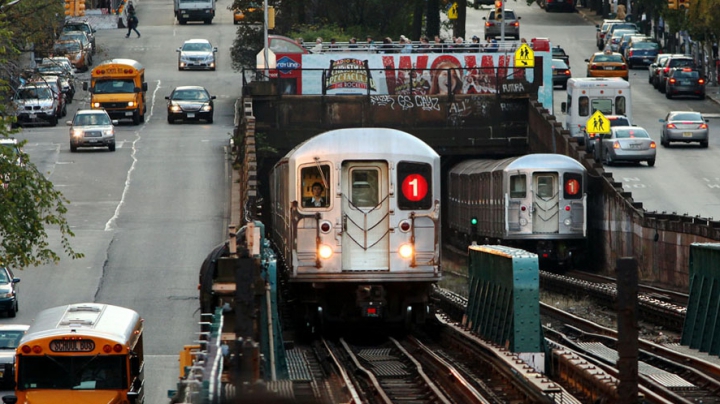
[560,77,632,145]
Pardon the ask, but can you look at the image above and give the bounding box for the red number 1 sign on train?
[401,174,428,202]
[565,179,580,196]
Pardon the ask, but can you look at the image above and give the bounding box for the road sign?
[586,111,611,135]
[448,2,458,19]
[514,43,534,68]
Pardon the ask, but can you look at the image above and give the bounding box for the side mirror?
[213,47,218,52]
[561,102,567,113]
[12,278,19,284]
[66,121,73,126]
[142,82,148,92]
[112,120,119,125]
[164,96,170,100]
[92,29,97,33]
[584,59,590,63]
[482,17,486,20]
[176,48,181,52]
[517,16,521,19]
[658,119,665,123]
[211,95,217,99]
[82,82,88,91]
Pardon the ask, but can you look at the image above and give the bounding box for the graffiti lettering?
[448,100,472,116]
[370,95,395,109]
[501,82,526,93]
[414,95,440,111]
[398,95,414,110]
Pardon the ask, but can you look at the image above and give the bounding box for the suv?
[583,115,631,153]
[12,84,59,127]
[30,76,66,118]
[63,19,96,54]
[37,64,75,103]
[482,9,520,40]
[665,68,705,99]
[657,55,695,93]
[67,109,117,152]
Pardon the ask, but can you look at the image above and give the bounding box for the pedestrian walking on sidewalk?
[126,12,141,38]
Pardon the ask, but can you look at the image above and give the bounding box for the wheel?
[701,140,708,148]
[561,82,567,90]
[132,111,140,125]
[603,148,613,165]
[659,83,666,93]
[70,144,77,152]
[652,77,658,88]
[666,91,672,99]
[648,74,652,84]
[168,115,175,124]
[204,19,212,24]
[207,114,213,124]
[661,134,668,147]
[108,143,116,152]
[49,116,58,127]
[7,302,16,318]
[139,112,145,123]
[647,159,655,167]
[627,61,633,69]
[62,104,67,117]
[179,19,187,25]
[699,93,706,100]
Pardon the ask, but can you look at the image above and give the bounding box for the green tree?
[0,0,84,269]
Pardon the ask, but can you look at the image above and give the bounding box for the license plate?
[187,113,195,118]
[680,81,690,85]
[29,114,36,119]
[683,132,693,137]
[604,66,614,70]
[125,112,133,116]
[643,58,650,62]
[182,14,189,18]
[88,139,98,143]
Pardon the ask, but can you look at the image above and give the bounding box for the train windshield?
[351,170,379,207]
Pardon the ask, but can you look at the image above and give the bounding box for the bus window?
[301,165,330,208]
[615,96,626,115]
[509,174,526,198]
[591,98,612,115]
[579,96,589,116]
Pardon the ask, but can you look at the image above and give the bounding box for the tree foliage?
[0,0,84,269]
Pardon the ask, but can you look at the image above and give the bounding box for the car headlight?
[72,129,84,137]
[201,104,212,112]
[103,129,114,136]
[127,101,134,107]
[170,105,181,112]
[0,293,12,299]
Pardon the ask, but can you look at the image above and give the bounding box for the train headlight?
[398,244,414,259]
[520,218,528,226]
[399,220,411,232]
[318,244,333,259]
[564,219,572,226]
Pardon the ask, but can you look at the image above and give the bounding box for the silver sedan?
[595,126,656,167]
[660,111,709,148]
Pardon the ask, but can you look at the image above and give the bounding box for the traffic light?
[268,6,275,30]
[470,217,478,235]
[494,0,503,20]
[64,0,75,16]
[75,0,86,16]
[667,0,678,8]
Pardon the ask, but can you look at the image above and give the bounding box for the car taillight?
[511,22,519,27]
[666,123,677,129]
[627,50,633,57]
[699,78,706,84]
[620,64,627,70]
[613,141,621,149]
[564,69,570,75]
[485,22,493,27]
[650,141,657,149]
[664,67,670,73]
[669,78,676,84]
[700,123,708,129]
[591,64,600,70]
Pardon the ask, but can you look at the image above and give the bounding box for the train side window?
[563,173,583,199]
[509,174,526,198]
[397,162,432,210]
[300,165,330,208]
[578,96,589,117]
[351,169,379,207]
[615,96,626,116]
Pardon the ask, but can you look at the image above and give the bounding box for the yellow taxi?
[233,3,259,24]
[585,49,629,80]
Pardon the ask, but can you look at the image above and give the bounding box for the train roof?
[280,128,439,163]
[450,153,585,175]
[20,303,142,345]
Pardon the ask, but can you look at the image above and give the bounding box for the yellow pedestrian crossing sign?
[586,111,611,135]
[448,2,458,19]
[514,43,534,68]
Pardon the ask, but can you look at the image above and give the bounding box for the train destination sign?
[401,174,428,202]
[50,339,96,352]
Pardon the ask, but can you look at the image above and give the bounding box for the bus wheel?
[139,112,145,123]
[132,111,140,125]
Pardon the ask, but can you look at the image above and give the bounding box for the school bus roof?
[19,303,142,346]
[94,58,144,72]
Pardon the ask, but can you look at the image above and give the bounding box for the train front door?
[341,162,389,270]
[532,173,559,233]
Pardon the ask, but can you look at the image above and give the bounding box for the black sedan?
[551,45,569,66]
[551,59,571,89]
[166,86,216,124]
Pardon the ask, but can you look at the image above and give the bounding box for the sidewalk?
[573,4,720,107]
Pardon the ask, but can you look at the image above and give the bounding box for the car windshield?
[670,59,694,67]
[74,113,111,126]
[671,112,702,121]
[61,33,86,44]
[54,42,81,53]
[489,11,515,20]
[594,54,623,63]
[552,48,566,56]
[37,66,64,75]
[17,87,52,99]
[172,89,209,101]
[614,129,649,139]
[633,42,658,50]
[612,30,635,39]
[64,24,90,34]
[0,330,24,349]
[94,79,136,94]
[182,42,212,52]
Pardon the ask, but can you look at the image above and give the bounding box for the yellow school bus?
[87,59,148,125]
[2,303,145,404]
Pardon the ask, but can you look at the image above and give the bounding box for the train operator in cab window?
[304,182,327,207]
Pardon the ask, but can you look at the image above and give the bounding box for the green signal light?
[471,217,478,225]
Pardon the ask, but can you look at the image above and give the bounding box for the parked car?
[30,76,66,118]
[625,39,660,69]
[165,86,216,123]
[541,0,575,12]
[37,64,75,103]
[482,9,521,40]
[67,109,118,152]
[552,45,569,65]
[585,49,629,80]
[618,33,647,57]
[657,55,695,93]
[660,111,709,148]
[63,19,96,54]
[584,115,631,154]
[12,83,59,127]
[595,126,656,166]
[665,68,706,99]
[177,39,218,71]
[52,39,91,72]
[596,19,624,50]
[58,30,93,64]
[551,59,571,89]
[0,324,29,387]
[604,29,637,52]
[648,54,678,87]
[0,267,20,317]
[41,57,76,76]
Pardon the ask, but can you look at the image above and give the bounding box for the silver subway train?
[269,128,442,327]
[448,153,587,266]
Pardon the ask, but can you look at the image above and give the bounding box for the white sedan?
[177,39,217,71]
